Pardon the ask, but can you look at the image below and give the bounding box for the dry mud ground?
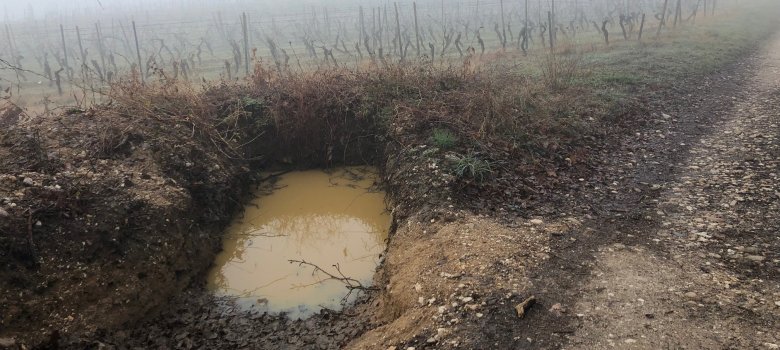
[2,32,780,350]
[514,33,780,349]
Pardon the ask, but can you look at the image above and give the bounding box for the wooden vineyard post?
[371,7,377,49]
[118,21,133,58]
[692,0,701,23]
[242,12,249,76]
[132,21,144,85]
[537,0,541,30]
[378,6,384,58]
[325,7,331,38]
[55,68,64,96]
[4,24,15,66]
[575,0,579,24]
[95,22,107,79]
[76,26,86,65]
[394,2,402,58]
[60,24,69,74]
[359,6,366,53]
[619,15,628,40]
[674,0,682,28]
[384,5,390,54]
[441,0,445,30]
[500,0,507,49]
[413,2,421,57]
[523,0,529,53]
[638,13,646,41]
[551,0,556,44]
[657,0,669,37]
[548,11,554,52]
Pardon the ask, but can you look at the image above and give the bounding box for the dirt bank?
[0,98,255,344]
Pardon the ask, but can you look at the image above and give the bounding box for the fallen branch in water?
[288,259,378,292]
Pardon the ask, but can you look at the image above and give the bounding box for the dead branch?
[288,259,378,292]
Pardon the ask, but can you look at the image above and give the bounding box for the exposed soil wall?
[0,102,255,344]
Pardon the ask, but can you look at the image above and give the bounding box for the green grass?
[500,1,779,92]
[452,152,493,183]
[431,128,459,149]
[586,3,779,87]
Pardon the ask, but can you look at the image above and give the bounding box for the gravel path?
[519,33,780,349]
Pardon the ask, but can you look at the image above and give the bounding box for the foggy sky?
[4,0,106,20]
[2,0,382,22]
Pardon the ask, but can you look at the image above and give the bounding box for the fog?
[3,0,394,22]
[0,0,749,111]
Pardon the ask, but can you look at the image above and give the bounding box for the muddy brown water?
[206,167,390,319]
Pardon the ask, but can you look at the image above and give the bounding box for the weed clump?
[452,152,493,184]
[431,129,458,149]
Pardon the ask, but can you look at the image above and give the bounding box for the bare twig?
[288,259,377,292]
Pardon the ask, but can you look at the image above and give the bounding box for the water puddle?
[207,167,390,319]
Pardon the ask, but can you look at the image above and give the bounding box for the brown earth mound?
[0,96,255,344]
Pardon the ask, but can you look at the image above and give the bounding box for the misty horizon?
[3,0,461,23]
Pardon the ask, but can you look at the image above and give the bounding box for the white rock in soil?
[0,338,16,347]
[530,219,544,225]
[0,208,8,218]
[746,255,766,262]
[22,177,34,186]
[743,246,760,253]
[435,328,450,341]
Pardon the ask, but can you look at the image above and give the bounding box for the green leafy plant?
[241,96,264,110]
[431,128,458,149]
[452,152,493,183]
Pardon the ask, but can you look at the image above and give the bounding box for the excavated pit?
[206,167,391,319]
